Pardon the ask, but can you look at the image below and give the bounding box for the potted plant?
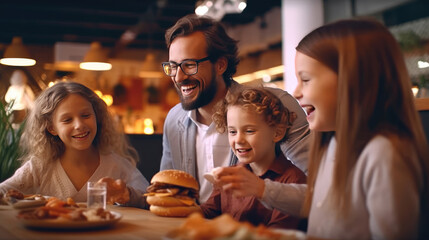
[0,100,24,182]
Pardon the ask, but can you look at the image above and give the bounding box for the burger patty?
[147,182,198,199]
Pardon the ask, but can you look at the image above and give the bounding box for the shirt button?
[316,201,322,208]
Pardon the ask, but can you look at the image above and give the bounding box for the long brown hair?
[297,19,429,220]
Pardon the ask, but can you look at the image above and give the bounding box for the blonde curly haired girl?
[1,81,149,208]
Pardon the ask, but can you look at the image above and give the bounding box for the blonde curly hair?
[19,81,138,166]
[212,87,296,143]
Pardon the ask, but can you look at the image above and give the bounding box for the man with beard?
[160,14,310,203]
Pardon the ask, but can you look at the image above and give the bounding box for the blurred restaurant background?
[1,0,429,179]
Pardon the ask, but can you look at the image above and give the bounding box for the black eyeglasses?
[162,56,210,77]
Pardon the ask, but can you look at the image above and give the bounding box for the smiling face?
[227,105,280,166]
[168,31,220,110]
[293,52,338,132]
[48,94,97,152]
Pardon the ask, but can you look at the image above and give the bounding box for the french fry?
[45,199,65,208]
[23,194,36,200]
[66,197,78,207]
[40,206,73,218]
[48,206,73,213]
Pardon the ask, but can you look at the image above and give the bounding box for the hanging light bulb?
[0,37,36,66]
[195,0,247,20]
[79,42,112,71]
[101,94,113,106]
[143,118,154,135]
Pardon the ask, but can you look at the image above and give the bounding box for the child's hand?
[213,166,265,199]
[96,177,130,204]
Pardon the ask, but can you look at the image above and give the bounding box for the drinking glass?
[87,181,107,209]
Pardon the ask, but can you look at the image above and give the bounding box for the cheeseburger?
[145,170,200,217]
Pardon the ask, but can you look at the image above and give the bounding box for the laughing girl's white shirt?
[0,153,149,208]
[261,135,422,240]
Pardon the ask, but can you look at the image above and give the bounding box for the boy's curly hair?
[212,87,296,143]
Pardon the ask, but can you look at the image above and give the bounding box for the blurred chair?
[127,134,163,181]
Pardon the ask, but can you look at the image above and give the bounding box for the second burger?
[145,169,200,217]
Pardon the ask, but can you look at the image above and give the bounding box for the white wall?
[282,0,324,94]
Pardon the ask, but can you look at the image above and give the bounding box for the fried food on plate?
[166,212,304,240]
[17,198,114,222]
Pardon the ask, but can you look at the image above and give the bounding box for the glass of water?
[87,181,107,209]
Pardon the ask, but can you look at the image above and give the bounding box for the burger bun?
[150,205,201,217]
[151,170,199,191]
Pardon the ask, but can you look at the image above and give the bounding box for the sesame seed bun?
[151,169,199,191]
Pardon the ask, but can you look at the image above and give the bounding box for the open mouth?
[236,148,251,153]
[303,106,315,116]
[181,84,198,95]
[73,132,90,139]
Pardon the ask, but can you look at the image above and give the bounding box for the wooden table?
[0,206,185,240]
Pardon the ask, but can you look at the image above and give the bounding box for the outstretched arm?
[261,179,307,217]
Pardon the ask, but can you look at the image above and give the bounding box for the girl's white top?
[0,153,149,207]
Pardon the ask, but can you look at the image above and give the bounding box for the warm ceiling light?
[101,94,113,106]
[418,60,429,69]
[143,118,154,135]
[0,37,36,66]
[235,65,284,84]
[195,5,209,16]
[412,86,419,97]
[79,42,112,71]
[195,0,247,20]
[238,1,247,11]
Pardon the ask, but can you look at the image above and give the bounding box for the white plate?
[18,211,122,230]
[0,197,48,210]
[13,199,47,209]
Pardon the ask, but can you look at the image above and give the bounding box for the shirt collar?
[238,152,292,177]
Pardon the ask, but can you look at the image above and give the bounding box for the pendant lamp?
[0,37,36,66]
[139,53,164,79]
[79,42,112,71]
